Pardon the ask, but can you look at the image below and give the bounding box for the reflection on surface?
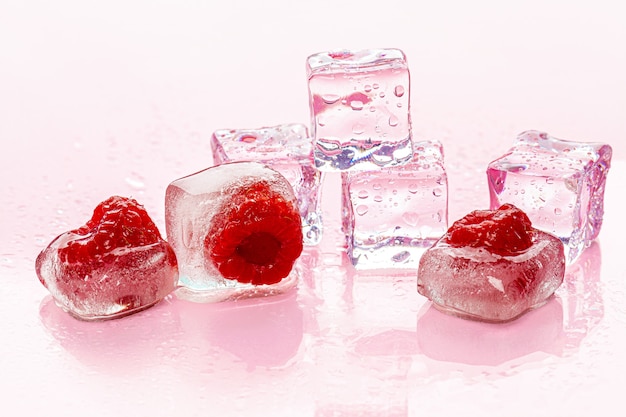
[177,290,304,371]
[37,234,603,415]
[40,288,304,374]
[557,241,604,353]
[416,298,565,366]
[39,295,184,375]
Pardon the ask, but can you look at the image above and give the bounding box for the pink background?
[1,1,625,416]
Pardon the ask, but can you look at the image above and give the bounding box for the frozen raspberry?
[417,203,566,322]
[204,181,303,286]
[36,196,178,321]
[445,203,534,256]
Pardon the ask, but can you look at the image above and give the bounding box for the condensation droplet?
[402,212,419,226]
[433,188,443,197]
[374,195,383,202]
[372,83,380,89]
[379,91,386,98]
[394,85,405,97]
[352,123,365,134]
[351,100,364,111]
[408,183,419,194]
[554,208,562,215]
[392,251,410,263]
[546,177,554,184]
[364,85,372,93]
[356,205,369,216]
[358,190,369,199]
[322,94,340,104]
[125,173,146,190]
[240,134,257,143]
[389,115,399,127]
[432,212,442,222]
[372,182,382,190]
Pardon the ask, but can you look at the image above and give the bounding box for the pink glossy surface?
[1,1,625,416]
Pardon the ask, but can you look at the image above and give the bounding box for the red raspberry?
[57,196,163,273]
[36,196,178,320]
[445,203,534,256]
[204,181,303,286]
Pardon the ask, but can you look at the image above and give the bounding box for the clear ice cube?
[165,161,302,303]
[36,240,178,321]
[307,48,413,171]
[487,130,612,263]
[211,123,323,245]
[417,229,566,323]
[342,140,448,269]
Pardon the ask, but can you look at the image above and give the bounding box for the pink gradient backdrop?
[1,1,625,416]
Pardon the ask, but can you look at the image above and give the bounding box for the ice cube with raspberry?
[417,204,566,322]
[35,196,179,321]
[165,161,304,303]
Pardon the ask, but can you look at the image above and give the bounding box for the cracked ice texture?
[165,161,299,303]
[417,230,566,323]
[307,48,413,171]
[211,123,323,245]
[36,240,178,321]
[487,130,612,263]
[342,140,448,269]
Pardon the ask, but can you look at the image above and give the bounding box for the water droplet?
[356,205,369,216]
[402,212,419,226]
[433,188,443,197]
[396,103,402,108]
[322,94,340,104]
[394,85,405,97]
[379,91,386,98]
[350,100,364,111]
[554,208,562,215]
[240,134,257,143]
[373,195,383,202]
[364,85,372,92]
[125,173,146,190]
[372,182,382,190]
[352,123,365,134]
[369,106,376,112]
[389,115,399,127]
[408,183,419,194]
[392,251,411,263]
[357,190,369,199]
[372,83,379,89]
[546,177,554,184]
[432,212,442,222]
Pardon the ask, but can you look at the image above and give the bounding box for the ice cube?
[165,161,303,303]
[35,196,179,321]
[417,204,566,323]
[487,130,612,263]
[307,48,413,171]
[342,140,448,269]
[211,123,323,245]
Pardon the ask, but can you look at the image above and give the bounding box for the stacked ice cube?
[307,48,449,269]
[487,130,612,264]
